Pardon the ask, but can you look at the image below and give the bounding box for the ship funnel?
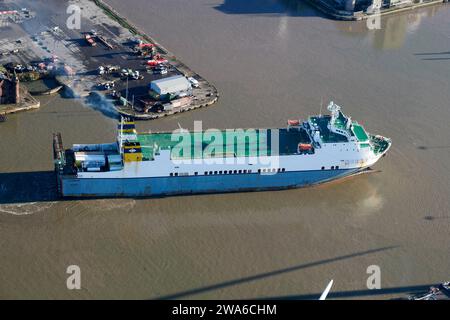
[117,117,138,149]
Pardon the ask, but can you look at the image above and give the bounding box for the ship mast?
[119,116,124,155]
[327,101,340,124]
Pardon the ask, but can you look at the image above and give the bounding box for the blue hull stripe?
[61,169,359,197]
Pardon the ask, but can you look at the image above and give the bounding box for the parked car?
[188,77,199,88]
[153,66,168,75]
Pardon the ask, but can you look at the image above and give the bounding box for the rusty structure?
[0,75,20,105]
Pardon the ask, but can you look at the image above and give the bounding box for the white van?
[188,77,199,88]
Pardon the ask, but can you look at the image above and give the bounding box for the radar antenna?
[327,101,341,123]
[319,97,323,116]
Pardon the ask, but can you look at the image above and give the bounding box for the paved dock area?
[0,0,218,119]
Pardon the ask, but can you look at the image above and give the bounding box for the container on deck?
[108,154,123,171]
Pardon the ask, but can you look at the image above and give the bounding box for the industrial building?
[149,75,192,100]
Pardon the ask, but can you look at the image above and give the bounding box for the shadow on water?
[214,0,326,18]
[0,171,59,204]
[415,51,450,56]
[417,145,450,150]
[415,51,450,61]
[258,283,434,300]
[154,246,397,299]
[421,58,450,61]
[424,215,450,221]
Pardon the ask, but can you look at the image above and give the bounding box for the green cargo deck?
[351,122,369,142]
[137,128,311,160]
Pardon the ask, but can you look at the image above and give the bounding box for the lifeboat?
[298,143,312,151]
[288,119,300,126]
[138,43,155,49]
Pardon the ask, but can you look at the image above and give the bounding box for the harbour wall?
[302,0,446,20]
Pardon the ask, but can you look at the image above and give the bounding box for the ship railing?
[370,135,391,155]
[53,133,66,169]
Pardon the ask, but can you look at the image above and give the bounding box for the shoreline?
[0,88,40,116]
[303,0,446,20]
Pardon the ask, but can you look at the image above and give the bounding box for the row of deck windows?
[169,168,287,177]
[258,168,286,173]
[205,169,252,175]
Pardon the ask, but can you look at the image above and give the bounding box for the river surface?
[0,0,449,299]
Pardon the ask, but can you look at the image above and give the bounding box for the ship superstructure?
[53,102,391,197]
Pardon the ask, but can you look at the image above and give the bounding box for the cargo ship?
[53,102,391,198]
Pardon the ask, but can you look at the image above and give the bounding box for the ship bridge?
[307,101,372,148]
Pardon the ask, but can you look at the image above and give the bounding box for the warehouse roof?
[150,75,191,94]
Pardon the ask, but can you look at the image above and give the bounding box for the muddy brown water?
[0,0,449,299]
